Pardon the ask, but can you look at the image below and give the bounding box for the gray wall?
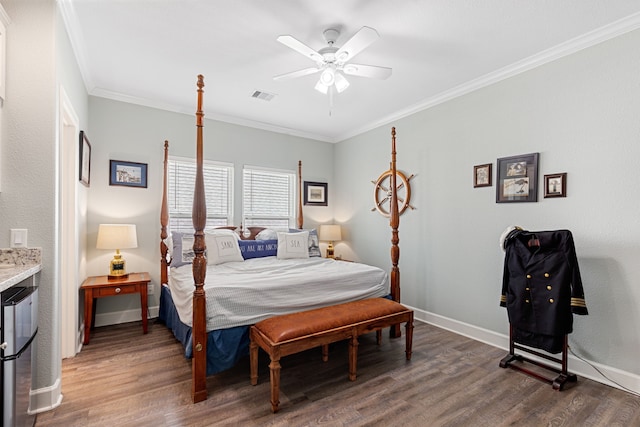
[0,0,59,395]
[86,96,335,317]
[0,0,89,407]
[335,28,640,378]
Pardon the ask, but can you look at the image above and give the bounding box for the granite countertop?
[0,248,42,293]
[0,264,42,293]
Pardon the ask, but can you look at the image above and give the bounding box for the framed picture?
[473,163,492,188]
[79,131,91,187]
[544,173,567,198]
[496,152,539,203]
[109,160,148,188]
[303,181,328,206]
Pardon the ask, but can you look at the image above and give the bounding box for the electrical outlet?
[147,283,155,295]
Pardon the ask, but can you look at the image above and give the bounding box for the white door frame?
[59,87,81,359]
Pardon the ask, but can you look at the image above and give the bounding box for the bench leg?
[322,344,329,362]
[349,334,359,381]
[269,356,281,413]
[376,329,382,345]
[250,340,258,385]
[405,315,414,361]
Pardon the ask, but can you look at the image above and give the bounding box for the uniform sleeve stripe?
[571,298,587,307]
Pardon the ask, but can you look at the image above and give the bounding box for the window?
[167,156,233,232]
[243,165,296,229]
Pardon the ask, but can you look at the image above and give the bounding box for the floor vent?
[251,90,276,101]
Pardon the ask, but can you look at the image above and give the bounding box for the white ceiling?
[60,1,640,143]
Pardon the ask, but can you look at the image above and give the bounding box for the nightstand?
[81,272,150,344]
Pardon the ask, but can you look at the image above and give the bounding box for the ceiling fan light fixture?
[314,80,329,94]
[334,72,350,93]
[320,67,335,86]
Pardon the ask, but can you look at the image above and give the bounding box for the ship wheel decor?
[371,169,415,217]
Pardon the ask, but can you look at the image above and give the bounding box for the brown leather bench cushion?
[254,298,408,343]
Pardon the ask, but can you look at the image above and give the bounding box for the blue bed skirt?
[158,285,250,376]
[158,285,393,376]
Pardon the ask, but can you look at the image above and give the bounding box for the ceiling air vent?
[251,90,276,102]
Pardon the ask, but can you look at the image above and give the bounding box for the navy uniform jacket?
[500,229,588,350]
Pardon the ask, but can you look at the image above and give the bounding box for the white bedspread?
[169,257,388,330]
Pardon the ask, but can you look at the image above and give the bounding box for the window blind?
[242,165,295,229]
[168,157,233,232]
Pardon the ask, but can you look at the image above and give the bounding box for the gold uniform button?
[549,298,554,303]
[525,287,530,291]
[526,274,532,279]
[547,285,552,290]
[544,273,550,278]
[525,299,530,303]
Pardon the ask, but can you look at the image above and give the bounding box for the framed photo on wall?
[473,163,492,188]
[496,152,539,203]
[109,160,148,188]
[303,181,328,206]
[79,131,91,187]
[544,173,567,198]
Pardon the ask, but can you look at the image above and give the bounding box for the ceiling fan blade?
[342,64,392,79]
[276,35,323,63]
[273,67,320,81]
[335,26,379,63]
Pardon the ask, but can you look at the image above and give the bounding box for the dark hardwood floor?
[36,320,640,426]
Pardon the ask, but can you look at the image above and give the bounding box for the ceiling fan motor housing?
[323,28,340,45]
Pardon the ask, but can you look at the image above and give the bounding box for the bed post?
[191,75,208,403]
[389,127,401,338]
[297,160,304,229]
[161,141,170,287]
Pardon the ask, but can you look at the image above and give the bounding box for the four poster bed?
[158,75,402,403]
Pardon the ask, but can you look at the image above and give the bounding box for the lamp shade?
[96,224,138,249]
[319,224,342,242]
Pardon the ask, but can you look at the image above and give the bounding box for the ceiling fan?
[274,26,392,99]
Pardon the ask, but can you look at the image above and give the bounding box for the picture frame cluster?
[473,152,567,201]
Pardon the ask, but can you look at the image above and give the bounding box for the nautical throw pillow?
[288,228,321,257]
[205,233,244,265]
[276,231,310,259]
[171,232,195,268]
[238,239,278,259]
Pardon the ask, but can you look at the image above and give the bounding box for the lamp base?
[109,254,127,279]
[326,243,335,259]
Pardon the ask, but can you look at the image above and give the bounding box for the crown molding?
[336,12,640,142]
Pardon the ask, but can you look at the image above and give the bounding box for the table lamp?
[319,224,342,259]
[96,224,138,279]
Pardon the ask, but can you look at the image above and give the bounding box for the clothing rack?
[499,324,576,390]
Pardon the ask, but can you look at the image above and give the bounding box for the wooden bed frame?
[159,75,401,403]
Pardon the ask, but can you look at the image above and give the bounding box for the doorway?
[59,87,83,359]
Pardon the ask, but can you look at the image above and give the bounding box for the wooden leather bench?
[250,298,414,413]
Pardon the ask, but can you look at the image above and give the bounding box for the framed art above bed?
[303,181,328,206]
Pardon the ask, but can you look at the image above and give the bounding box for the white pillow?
[277,231,309,259]
[206,228,239,238]
[205,233,243,265]
[255,228,279,241]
